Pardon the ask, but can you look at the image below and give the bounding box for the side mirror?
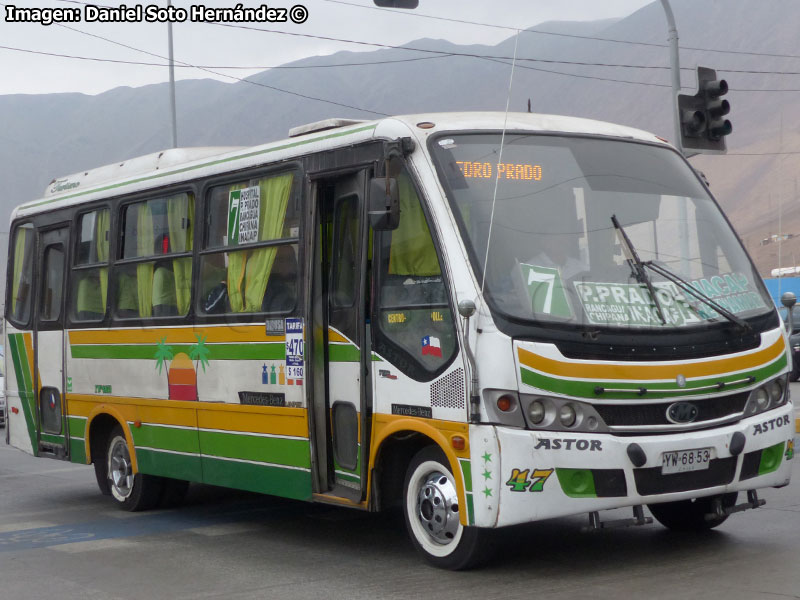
[369,177,400,231]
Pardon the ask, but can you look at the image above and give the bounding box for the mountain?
[1,0,799,281]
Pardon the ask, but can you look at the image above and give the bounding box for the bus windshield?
[431,133,772,329]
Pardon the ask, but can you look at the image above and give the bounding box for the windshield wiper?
[611,215,667,325]
[642,260,752,331]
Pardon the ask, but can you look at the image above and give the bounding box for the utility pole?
[167,0,178,148]
[660,0,682,155]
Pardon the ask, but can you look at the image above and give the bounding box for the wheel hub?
[416,471,460,545]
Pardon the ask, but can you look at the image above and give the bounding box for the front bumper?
[468,403,794,528]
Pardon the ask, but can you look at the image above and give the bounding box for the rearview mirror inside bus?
[369,177,400,230]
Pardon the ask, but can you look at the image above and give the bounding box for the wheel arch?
[369,418,470,525]
[85,407,138,473]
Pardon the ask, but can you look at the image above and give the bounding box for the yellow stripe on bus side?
[518,335,785,382]
[69,325,284,345]
[67,394,307,437]
[197,405,308,438]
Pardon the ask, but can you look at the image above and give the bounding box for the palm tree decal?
[154,337,174,376]
[189,334,210,373]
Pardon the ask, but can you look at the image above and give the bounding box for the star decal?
[482,469,492,480]
[482,452,492,463]
[483,487,492,498]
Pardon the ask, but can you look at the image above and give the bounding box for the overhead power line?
[319,0,800,61]
[50,21,389,116]
[0,44,451,70]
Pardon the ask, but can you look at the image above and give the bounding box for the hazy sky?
[0,0,654,96]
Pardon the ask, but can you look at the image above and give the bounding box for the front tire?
[648,492,737,531]
[403,446,490,570]
[106,425,163,511]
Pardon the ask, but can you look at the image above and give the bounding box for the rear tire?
[106,425,163,511]
[403,446,491,570]
[648,492,738,531]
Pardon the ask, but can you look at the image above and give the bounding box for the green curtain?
[244,173,293,311]
[167,194,193,315]
[388,173,440,276]
[96,209,110,312]
[136,203,154,317]
[227,184,248,313]
[11,227,28,316]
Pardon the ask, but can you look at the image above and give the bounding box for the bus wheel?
[648,492,738,531]
[403,446,489,570]
[106,426,163,511]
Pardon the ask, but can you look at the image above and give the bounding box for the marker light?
[497,394,515,412]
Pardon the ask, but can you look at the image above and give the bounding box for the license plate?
[661,447,713,475]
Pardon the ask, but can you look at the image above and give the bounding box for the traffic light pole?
[659,0,683,155]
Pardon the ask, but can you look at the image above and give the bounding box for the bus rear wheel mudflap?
[403,445,491,570]
[648,492,738,531]
[105,425,163,511]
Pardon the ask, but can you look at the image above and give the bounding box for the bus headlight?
[558,404,577,427]
[527,400,546,424]
[520,394,608,433]
[744,375,789,417]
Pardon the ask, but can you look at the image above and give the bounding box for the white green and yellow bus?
[5,112,793,569]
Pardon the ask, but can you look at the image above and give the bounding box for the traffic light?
[677,66,732,154]
[373,0,419,6]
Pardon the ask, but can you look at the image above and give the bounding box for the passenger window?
[200,172,298,314]
[8,224,34,325]
[72,208,110,322]
[114,193,193,318]
[373,171,456,379]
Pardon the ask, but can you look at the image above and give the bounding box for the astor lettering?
[534,438,602,451]
[753,414,790,435]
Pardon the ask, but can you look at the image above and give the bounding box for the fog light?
[559,404,577,428]
[753,387,769,411]
[528,400,545,424]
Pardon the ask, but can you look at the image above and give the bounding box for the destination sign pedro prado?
[3,3,307,25]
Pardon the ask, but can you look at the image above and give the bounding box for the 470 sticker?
[506,468,554,492]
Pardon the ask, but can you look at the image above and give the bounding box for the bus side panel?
[197,406,313,501]
[5,326,37,455]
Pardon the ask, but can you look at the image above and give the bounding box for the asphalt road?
[2,395,800,600]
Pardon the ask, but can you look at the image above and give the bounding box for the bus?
[5,112,793,569]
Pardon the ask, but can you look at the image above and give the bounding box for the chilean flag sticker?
[421,335,442,358]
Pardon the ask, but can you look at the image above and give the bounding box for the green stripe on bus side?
[67,417,87,439]
[335,471,360,483]
[329,344,360,363]
[71,342,285,361]
[131,425,200,454]
[466,493,475,526]
[135,448,204,482]
[198,431,311,469]
[8,334,37,452]
[520,354,787,399]
[69,439,87,464]
[459,459,472,492]
[21,124,379,210]
[40,433,66,445]
[201,456,311,500]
